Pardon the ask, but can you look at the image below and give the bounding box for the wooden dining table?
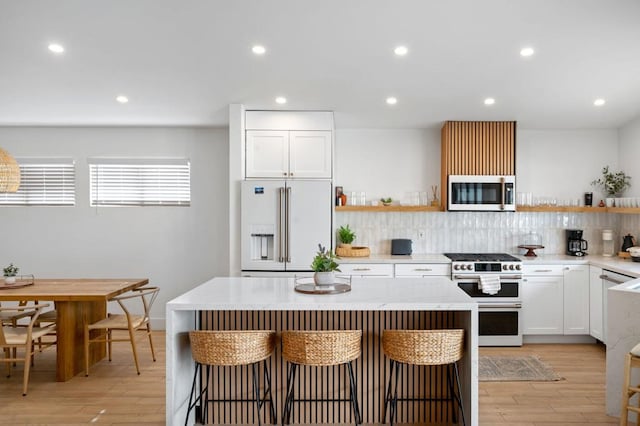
[0,278,148,381]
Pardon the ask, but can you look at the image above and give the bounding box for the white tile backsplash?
[336,212,622,255]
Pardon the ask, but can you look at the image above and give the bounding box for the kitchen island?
[166,276,478,425]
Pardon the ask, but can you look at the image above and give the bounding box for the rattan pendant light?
[0,147,20,192]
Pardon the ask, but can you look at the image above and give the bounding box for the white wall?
[334,128,441,204]
[0,127,229,327]
[516,129,619,204]
[619,116,640,197]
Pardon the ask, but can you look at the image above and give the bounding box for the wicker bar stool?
[281,330,362,425]
[382,329,466,426]
[621,342,640,426]
[185,330,277,426]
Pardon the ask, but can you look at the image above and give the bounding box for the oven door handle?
[453,274,522,280]
[480,303,522,309]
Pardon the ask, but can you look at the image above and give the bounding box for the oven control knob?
[509,264,515,270]
[454,264,460,270]
[516,264,522,270]
[465,264,472,270]
[502,264,508,270]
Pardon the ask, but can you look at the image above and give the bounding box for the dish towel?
[479,275,501,295]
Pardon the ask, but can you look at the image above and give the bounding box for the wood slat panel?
[198,310,465,425]
[440,121,516,208]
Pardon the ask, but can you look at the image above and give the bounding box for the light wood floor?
[0,333,621,425]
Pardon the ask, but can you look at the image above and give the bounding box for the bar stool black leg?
[263,359,276,424]
[383,359,395,424]
[252,362,263,426]
[453,362,466,426]
[445,364,458,424]
[185,362,201,426]
[346,361,361,424]
[282,363,297,425]
[203,365,211,424]
[390,362,402,426]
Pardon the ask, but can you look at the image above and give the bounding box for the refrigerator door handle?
[285,186,292,262]
[278,187,285,263]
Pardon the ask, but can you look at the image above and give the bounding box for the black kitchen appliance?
[566,229,588,256]
[391,239,412,255]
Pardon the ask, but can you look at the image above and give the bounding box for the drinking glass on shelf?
[359,192,366,206]
[349,192,357,206]
[420,191,428,206]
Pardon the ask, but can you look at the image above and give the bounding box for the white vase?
[606,198,615,207]
[314,271,335,286]
[4,276,16,284]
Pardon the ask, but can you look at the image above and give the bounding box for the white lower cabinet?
[394,264,451,278]
[563,265,590,334]
[338,263,394,278]
[522,270,564,335]
[589,265,603,341]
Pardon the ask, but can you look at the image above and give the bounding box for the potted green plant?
[380,197,393,206]
[338,225,356,249]
[591,166,632,206]
[3,263,19,284]
[310,244,340,285]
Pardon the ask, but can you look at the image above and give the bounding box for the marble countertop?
[337,252,640,277]
[166,276,477,311]
[337,254,450,264]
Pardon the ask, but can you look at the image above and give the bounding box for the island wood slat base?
[197,310,470,425]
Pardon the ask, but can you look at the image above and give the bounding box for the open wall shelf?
[335,205,640,214]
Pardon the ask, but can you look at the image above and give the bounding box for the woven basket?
[189,330,276,366]
[335,246,370,257]
[281,330,362,366]
[382,329,464,365]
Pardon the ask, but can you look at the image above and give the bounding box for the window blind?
[89,158,191,206]
[0,158,76,206]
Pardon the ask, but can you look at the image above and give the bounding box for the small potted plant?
[338,225,356,249]
[380,197,393,206]
[591,166,631,205]
[3,263,19,284]
[310,244,340,285]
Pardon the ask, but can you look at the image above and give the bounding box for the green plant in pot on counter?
[310,244,340,286]
[591,165,631,198]
[338,225,356,248]
[380,197,393,206]
[3,263,19,284]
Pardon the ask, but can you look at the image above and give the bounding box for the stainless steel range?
[444,253,523,346]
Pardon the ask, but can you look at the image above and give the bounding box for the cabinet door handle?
[414,268,433,272]
[352,268,371,271]
[534,269,553,272]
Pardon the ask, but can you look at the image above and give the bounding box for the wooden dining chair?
[0,303,57,395]
[84,286,159,376]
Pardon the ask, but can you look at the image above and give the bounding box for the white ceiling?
[2,0,640,129]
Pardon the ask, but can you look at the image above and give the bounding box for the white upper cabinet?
[288,131,332,178]
[246,130,289,178]
[246,130,331,178]
[245,111,333,179]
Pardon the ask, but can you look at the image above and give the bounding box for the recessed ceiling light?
[386,97,398,105]
[484,98,495,105]
[48,43,65,54]
[394,46,408,56]
[252,45,266,55]
[275,96,287,104]
[520,47,535,57]
[116,95,129,104]
[594,98,606,106]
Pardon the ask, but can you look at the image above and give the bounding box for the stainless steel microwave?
[448,175,516,211]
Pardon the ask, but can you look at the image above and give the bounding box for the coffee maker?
[566,229,588,256]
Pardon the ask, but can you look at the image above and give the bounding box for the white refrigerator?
[241,180,332,272]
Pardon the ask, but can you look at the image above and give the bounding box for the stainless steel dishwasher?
[601,269,635,344]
